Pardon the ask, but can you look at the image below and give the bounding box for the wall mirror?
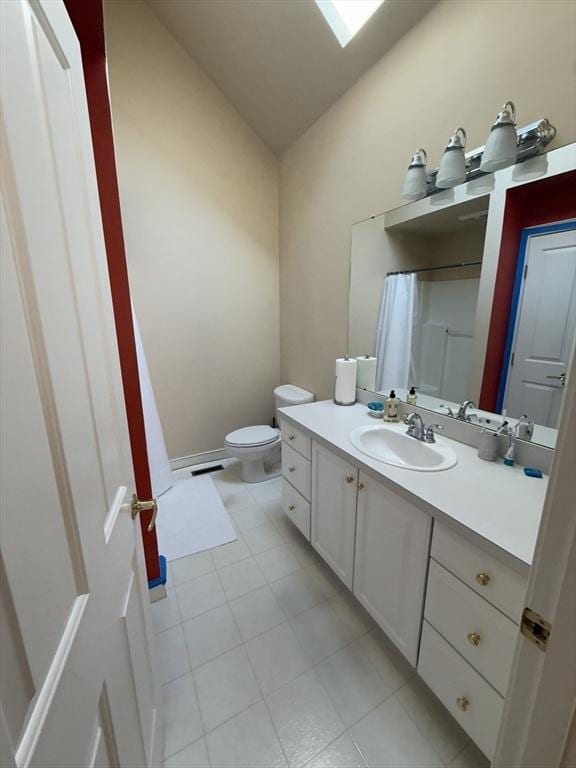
[348,146,576,449]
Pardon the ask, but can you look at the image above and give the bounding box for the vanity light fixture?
[402,148,428,201]
[436,128,467,189]
[480,101,518,172]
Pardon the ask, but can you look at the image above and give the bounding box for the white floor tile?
[449,741,489,768]
[327,593,375,639]
[255,545,303,583]
[245,621,310,695]
[163,673,203,759]
[193,646,261,732]
[172,551,215,585]
[164,737,210,768]
[156,625,190,684]
[396,677,469,765]
[230,584,286,641]
[176,572,226,622]
[266,670,345,767]
[205,701,288,768]
[151,588,181,634]
[273,514,307,544]
[288,536,323,568]
[231,504,270,533]
[352,630,414,693]
[244,522,285,555]
[260,499,286,524]
[249,481,282,504]
[218,558,267,601]
[223,488,257,513]
[210,537,251,569]
[305,733,367,768]
[316,645,392,727]
[289,603,352,664]
[306,561,346,597]
[183,604,242,669]
[271,570,330,618]
[350,696,443,768]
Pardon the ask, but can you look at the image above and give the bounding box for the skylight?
[315,0,385,47]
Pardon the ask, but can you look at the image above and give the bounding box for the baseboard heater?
[191,464,224,477]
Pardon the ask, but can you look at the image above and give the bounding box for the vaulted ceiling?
[146,0,437,155]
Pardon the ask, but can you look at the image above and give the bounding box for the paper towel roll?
[356,355,377,391]
[335,357,357,405]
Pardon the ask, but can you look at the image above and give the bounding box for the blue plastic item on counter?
[367,401,384,411]
[524,467,543,478]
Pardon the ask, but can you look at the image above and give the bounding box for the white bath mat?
[155,475,237,562]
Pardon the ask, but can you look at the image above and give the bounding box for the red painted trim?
[64,0,160,581]
[479,170,576,411]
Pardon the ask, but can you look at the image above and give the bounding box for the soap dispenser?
[407,386,418,406]
[384,390,399,422]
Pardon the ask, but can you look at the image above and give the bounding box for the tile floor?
[153,462,490,768]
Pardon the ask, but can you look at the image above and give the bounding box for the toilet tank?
[274,384,315,425]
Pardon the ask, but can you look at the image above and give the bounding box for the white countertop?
[280,401,548,571]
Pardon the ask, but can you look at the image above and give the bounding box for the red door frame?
[479,170,576,411]
[64,0,161,582]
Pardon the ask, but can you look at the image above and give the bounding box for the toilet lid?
[225,425,279,447]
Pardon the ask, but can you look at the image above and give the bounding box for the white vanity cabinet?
[311,442,358,589]
[353,472,432,666]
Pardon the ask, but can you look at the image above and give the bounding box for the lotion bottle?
[384,390,399,422]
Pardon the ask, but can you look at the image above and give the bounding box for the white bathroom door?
[0,1,162,766]
[504,228,576,425]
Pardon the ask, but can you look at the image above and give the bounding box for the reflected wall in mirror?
[348,147,576,450]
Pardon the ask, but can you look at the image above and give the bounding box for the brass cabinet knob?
[476,572,490,587]
[288,466,295,472]
[346,476,355,484]
[288,434,295,441]
[288,504,296,511]
[456,696,470,712]
[357,482,365,491]
[467,632,481,647]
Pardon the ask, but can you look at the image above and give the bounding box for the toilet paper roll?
[356,355,377,391]
[335,357,357,405]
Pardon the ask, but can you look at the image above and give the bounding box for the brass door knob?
[288,434,296,441]
[346,476,355,484]
[130,494,158,532]
[476,572,490,587]
[357,482,365,490]
[456,696,470,712]
[467,632,481,647]
[288,504,296,511]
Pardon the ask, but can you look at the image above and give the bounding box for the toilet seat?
[225,425,280,448]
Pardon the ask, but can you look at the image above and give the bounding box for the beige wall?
[104,0,279,459]
[279,0,576,401]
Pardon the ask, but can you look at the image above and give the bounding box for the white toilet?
[224,384,315,483]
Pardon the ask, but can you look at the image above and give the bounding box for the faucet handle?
[439,404,454,417]
[425,424,444,443]
[404,412,416,425]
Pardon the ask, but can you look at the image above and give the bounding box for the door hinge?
[510,352,515,367]
[523,263,528,279]
[521,607,551,652]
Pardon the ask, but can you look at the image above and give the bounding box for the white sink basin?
[350,423,458,472]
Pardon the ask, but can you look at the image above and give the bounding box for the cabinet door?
[311,442,358,589]
[354,472,432,665]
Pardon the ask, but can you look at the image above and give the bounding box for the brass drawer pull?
[345,476,355,484]
[476,572,490,587]
[467,632,481,647]
[288,504,296,511]
[357,482,365,490]
[288,434,296,441]
[456,696,470,712]
[288,466,295,472]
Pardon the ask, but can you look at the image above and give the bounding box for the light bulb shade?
[402,165,427,200]
[436,147,466,188]
[480,123,518,172]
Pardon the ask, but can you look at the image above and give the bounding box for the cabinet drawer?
[432,523,527,622]
[425,560,518,695]
[281,479,311,540]
[281,421,311,460]
[418,621,503,760]
[282,442,311,500]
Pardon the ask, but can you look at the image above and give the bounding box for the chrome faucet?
[456,399,476,421]
[404,412,425,441]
